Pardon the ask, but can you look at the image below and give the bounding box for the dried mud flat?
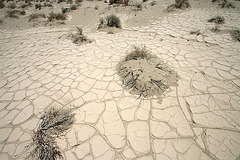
[0,0,240,160]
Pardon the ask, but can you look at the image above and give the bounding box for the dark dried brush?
[70,4,77,10]
[7,2,16,9]
[165,0,190,12]
[106,14,121,28]
[35,3,41,10]
[124,46,151,62]
[98,14,121,29]
[28,107,75,160]
[69,27,92,45]
[5,10,18,18]
[47,12,66,21]
[30,130,63,160]
[117,46,180,98]
[230,29,240,42]
[0,0,5,9]
[208,16,225,24]
[190,30,201,35]
[38,107,75,136]
[28,13,46,22]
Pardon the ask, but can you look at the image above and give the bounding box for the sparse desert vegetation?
[28,107,75,160]
[47,12,66,21]
[165,0,190,12]
[116,46,180,98]
[212,0,235,8]
[190,30,201,35]
[68,27,92,45]
[7,2,16,9]
[98,14,121,29]
[5,9,22,18]
[208,16,225,32]
[28,13,46,21]
[0,0,5,8]
[230,29,240,42]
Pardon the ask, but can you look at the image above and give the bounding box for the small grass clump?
[5,10,19,18]
[0,0,5,9]
[68,27,92,45]
[212,0,235,8]
[61,7,69,14]
[208,16,225,32]
[75,0,82,6]
[28,13,46,21]
[35,3,41,10]
[109,0,129,6]
[150,1,156,6]
[19,3,29,8]
[0,19,3,24]
[230,29,240,42]
[165,0,190,12]
[47,12,66,21]
[7,2,16,9]
[190,30,201,35]
[98,14,121,29]
[70,4,77,10]
[123,46,150,62]
[28,107,75,160]
[208,16,225,24]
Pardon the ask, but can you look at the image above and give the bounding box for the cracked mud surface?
[0,2,240,160]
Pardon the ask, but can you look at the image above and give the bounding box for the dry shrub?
[165,0,190,12]
[208,16,225,24]
[98,14,121,29]
[28,13,46,21]
[47,12,66,21]
[230,29,240,42]
[123,46,150,62]
[68,27,92,45]
[7,2,16,9]
[28,107,75,160]
[117,46,180,98]
[0,0,5,8]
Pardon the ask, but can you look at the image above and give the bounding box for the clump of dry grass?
[212,0,235,8]
[123,46,151,62]
[0,0,5,9]
[28,13,46,21]
[7,2,16,9]
[208,16,225,32]
[35,3,41,10]
[230,29,240,42]
[5,9,22,18]
[190,29,201,35]
[165,0,190,12]
[47,12,66,21]
[208,16,225,24]
[68,27,92,45]
[116,46,180,98]
[28,107,75,160]
[150,1,156,6]
[109,0,129,6]
[98,14,121,29]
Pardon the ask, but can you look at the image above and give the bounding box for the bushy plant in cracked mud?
[98,14,121,29]
[165,0,190,12]
[28,107,75,160]
[116,46,180,100]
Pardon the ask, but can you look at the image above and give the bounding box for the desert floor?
[0,0,240,159]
